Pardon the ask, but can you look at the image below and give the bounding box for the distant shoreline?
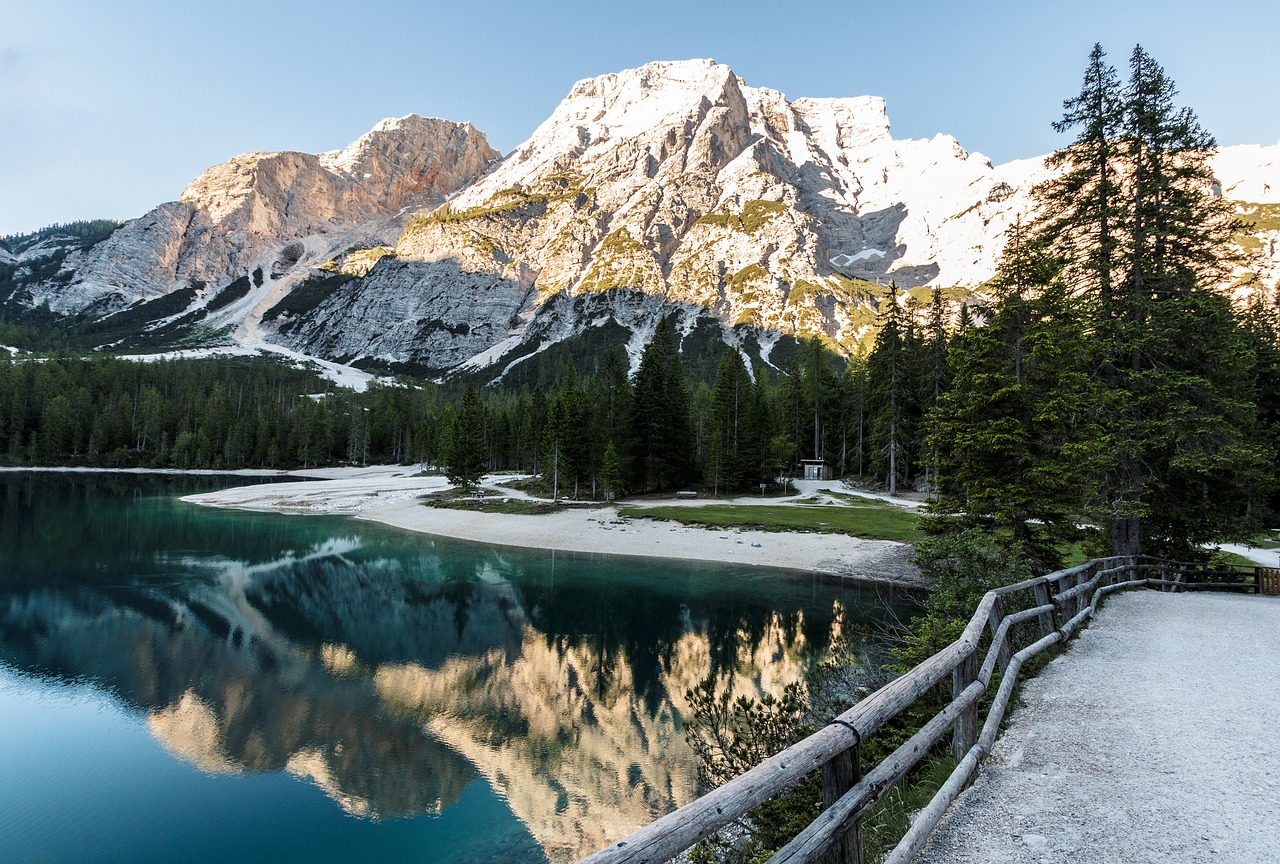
[0,466,295,477]
[171,465,924,586]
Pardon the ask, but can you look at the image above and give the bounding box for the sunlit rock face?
[281,59,1037,371]
[21,115,499,322]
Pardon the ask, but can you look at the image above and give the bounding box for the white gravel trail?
[915,590,1280,864]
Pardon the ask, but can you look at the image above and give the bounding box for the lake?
[0,473,911,863]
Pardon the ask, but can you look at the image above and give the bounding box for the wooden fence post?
[952,649,979,763]
[1075,565,1091,617]
[1033,580,1055,637]
[822,743,863,864]
[986,595,1012,673]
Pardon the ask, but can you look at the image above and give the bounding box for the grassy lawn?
[616,500,924,543]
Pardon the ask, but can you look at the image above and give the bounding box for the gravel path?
[915,590,1280,864]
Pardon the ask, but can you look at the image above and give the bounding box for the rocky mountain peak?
[31,116,497,316]
[179,114,498,231]
[9,60,1278,385]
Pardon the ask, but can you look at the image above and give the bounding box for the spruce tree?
[1034,43,1267,556]
[629,317,693,491]
[710,349,753,489]
[930,222,1103,569]
[867,284,912,494]
[447,385,486,490]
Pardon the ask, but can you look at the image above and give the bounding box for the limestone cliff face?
[273,59,1033,371]
[26,116,498,315]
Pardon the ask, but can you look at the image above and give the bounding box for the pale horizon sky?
[2,0,1277,236]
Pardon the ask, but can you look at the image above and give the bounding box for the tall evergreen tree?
[709,349,753,490]
[1032,43,1266,556]
[629,317,693,491]
[918,287,953,488]
[446,385,486,490]
[867,284,912,493]
[930,223,1103,569]
[1040,43,1127,306]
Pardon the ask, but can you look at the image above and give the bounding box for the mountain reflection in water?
[0,473,911,863]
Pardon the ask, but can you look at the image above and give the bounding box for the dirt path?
[915,591,1280,864]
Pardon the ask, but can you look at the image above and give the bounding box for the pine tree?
[601,440,623,501]
[629,317,693,491]
[919,287,952,488]
[1040,43,1127,306]
[930,222,1103,568]
[446,385,486,490]
[1033,43,1267,556]
[867,284,912,494]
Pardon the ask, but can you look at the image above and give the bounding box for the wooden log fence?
[575,555,1268,864]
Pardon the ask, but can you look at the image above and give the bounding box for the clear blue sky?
[2,0,1276,236]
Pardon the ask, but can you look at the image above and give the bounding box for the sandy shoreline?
[175,466,923,585]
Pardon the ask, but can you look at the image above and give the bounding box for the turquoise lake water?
[0,473,910,863]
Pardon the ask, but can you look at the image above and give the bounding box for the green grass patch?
[1209,549,1262,569]
[617,500,923,543]
[339,246,395,276]
[578,228,659,292]
[695,199,788,234]
[427,497,569,515]
[728,263,769,292]
[860,753,956,863]
[402,172,592,237]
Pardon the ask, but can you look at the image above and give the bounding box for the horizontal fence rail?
[576,556,1268,864]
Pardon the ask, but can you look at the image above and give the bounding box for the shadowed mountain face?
[0,473,912,862]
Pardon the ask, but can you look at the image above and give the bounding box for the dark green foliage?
[929,43,1277,560]
[445,385,486,489]
[2,219,122,253]
[705,350,757,492]
[1034,44,1272,556]
[897,529,1033,669]
[205,276,253,312]
[540,359,588,498]
[260,271,355,329]
[866,285,913,494]
[473,320,633,390]
[0,285,205,353]
[678,317,736,383]
[629,317,694,491]
[929,225,1102,570]
[683,676,819,855]
[0,354,341,469]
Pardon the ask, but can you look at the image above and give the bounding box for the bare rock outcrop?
[29,116,498,315]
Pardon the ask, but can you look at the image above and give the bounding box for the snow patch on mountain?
[1213,141,1280,203]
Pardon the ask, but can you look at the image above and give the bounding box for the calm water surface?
[0,473,911,863]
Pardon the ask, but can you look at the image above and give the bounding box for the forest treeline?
[0,304,952,502]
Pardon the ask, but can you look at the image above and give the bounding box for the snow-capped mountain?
[4,59,1277,381]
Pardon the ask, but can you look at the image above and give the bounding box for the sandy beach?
[179,466,922,585]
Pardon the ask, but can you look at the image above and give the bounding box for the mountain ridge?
[4,59,1277,382]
